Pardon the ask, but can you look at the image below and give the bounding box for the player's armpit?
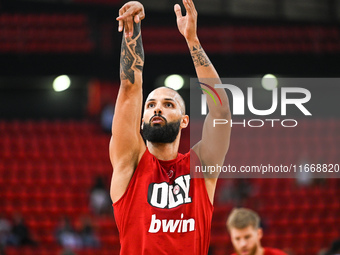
[109,135,146,203]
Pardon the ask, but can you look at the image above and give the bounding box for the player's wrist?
[186,36,200,48]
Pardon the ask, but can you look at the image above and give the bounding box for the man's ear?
[180,115,189,128]
[257,228,263,240]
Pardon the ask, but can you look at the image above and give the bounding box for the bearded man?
[110,0,231,254]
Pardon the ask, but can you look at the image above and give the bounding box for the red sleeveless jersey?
[231,247,288,255]
[113,148,213,255]
[263,248,288,255]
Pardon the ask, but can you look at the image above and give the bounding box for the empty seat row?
[141,25,340,54]
[0,14,93,53]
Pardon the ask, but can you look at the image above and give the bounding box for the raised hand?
[117,1,145,38]
[174,0,198,42]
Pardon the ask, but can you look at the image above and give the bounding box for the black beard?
[142,120,181,143]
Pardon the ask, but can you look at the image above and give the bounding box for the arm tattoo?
[120,22,145,84]
[190,44,211,67]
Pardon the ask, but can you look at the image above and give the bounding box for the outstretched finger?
[187,0,197,11]
[125,16,134,37]
[118,19,123,32]
[117,5,128,32]
[183,0,196,16]
[182,0,190,12]
[174,4,183,19]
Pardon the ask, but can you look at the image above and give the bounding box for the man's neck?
[146,136,181,161]
[255,246,264,255]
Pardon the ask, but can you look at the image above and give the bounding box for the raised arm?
[110,1,146,203]
[175,0,231,202]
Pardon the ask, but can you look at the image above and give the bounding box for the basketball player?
[110,0,231,254]
[227,208,288,255]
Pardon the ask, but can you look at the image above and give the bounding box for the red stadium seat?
[1,119,339,255]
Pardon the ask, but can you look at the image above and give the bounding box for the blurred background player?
[227,208,287,255]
